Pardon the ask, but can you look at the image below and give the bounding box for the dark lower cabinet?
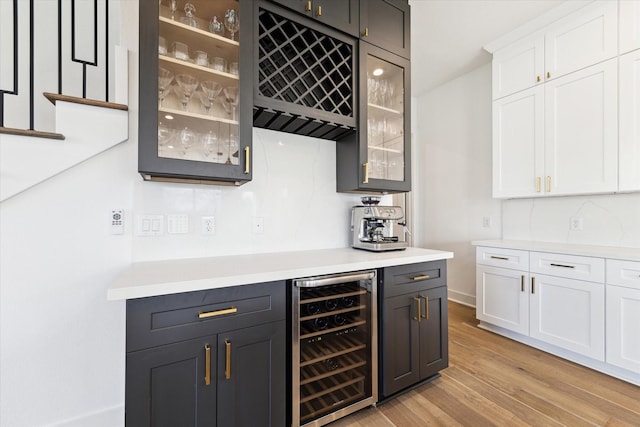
[379,261,448,399]
[125,282,286,427]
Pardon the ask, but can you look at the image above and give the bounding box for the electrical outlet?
[570,217,583,231]
[482,216,492,228]
[202,216,215,235]
[252,216,264,234]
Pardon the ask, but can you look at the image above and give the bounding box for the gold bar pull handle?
[316,5,322,16]
[412,296,421,322]
[546,176,551,193]
[204,344,211,386]
[521,275,525,292]
[362,162,369,184]
[410,274,430,281]
[531,277,536,294]
[546,71,551,79]
[244,146,250,174]
[536,75,541,83]
[362,27,369,37]
[305,0,312,11]
[536,176,541,193]
[421,295,429,320]
[198,306,238,319]
[225,339,231,380]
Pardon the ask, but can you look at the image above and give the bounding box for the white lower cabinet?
[606,259,640,373]
[476,265,529,335]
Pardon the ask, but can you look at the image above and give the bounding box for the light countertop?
[472,240,640,262]
[108,247,454,300]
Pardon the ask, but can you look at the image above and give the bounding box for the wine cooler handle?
[413,296,421,322]
[295,271,375,288]
[225,339,231,380]
[421,295,429,320]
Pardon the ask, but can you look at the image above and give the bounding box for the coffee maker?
[351,197,408,251]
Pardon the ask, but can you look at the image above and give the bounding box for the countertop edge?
[107,248,454,301]
[471,240,640,262]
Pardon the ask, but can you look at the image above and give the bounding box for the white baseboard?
[447,289,475,307]
[49,405,123,427]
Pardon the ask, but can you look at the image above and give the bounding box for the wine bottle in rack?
[333,313,346,326]
[325,299,338,311]
[304,302,320,316]
[340,295,356,307]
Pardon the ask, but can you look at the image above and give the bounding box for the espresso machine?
[351,197,409,251]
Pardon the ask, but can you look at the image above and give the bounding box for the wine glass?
[175,74,199,110]
[226,129,238,165]
[200,80,223,114]
[178,127,196,158]
[180,2,198,28]
[201,129,219,161]
[223,86,239,121]
[224,9,240,41]
[158,67,173,107]
[196,89,212,114]
[169,0,177,20]
[158,122,175,157]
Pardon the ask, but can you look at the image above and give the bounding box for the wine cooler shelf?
[300,349,367,385]
[300,382,366,424]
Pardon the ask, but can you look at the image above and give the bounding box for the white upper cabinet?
[492,35,544,100]
[544,1,618,81]
[544,59,618,196]
[619,49,640,192]
[620,0,640,55]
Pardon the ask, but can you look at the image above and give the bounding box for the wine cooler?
[292,270,378,427]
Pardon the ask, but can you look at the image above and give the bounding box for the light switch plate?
[137,214,164,236]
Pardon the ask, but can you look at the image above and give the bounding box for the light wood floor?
[331,302,640,427]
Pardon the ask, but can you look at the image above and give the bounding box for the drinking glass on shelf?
[209,16,224,36]
[228,61,239,76]
[224,9,240,41]
[195,89,212,114]
[180,2,198,28]
[201,129,219,161]
[194,51,208,67]
[158,36,168,55]
[178,127,196,158]
[172,41,189,61]
[158,67,173,107]
[226,130,239,165]
[158,122,175,156]
[175,74,199,111]
[169,0,177,20]
[211,57,226,72]
[200,80,223,114]
[223,86,239,121]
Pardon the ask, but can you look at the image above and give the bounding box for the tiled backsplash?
[502,192,640,248]
[132,128,383,261]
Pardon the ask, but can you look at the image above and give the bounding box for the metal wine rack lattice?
[254,7,356,140]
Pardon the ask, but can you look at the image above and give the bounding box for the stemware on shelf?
[209,16,224,36]
[223,86,239,121]
[200,80,223,113]
[180,2,198,28]
[201,129,220,162]
[169,0,177,20]
[224,9,240,41]
[158,67,174,107]
[226,129,239,165]
[178,127,196,158]
[196,89,212,114]
[175,74,199,111]
[158,122,176,156]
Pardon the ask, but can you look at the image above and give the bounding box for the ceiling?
[409,0,566,96]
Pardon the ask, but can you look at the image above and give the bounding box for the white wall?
[413,63,502,306]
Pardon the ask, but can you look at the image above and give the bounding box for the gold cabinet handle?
[244,146,250,174]
[536,75,541,83]
[521,275,525,292]
[362,27,369,37]
[536,176,541,193]
[531,277,536,294]
[410,274,430,281]
[198,306,237,319]
[305,0,312,11]
[225,339,231,380]
[421,295,429,320]
[362,162,369,184]
[204,344,211,386]
[546,71,551,79]
[413,296,421,322]
[546,176,551,193]
[316,5,322,16]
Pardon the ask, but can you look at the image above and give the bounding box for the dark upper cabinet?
[337,41,411,193]
[379,261,449,399]
[138,0,254,185]
[253,1,357,140]
[269,0,359,36]
[360,0,410,59]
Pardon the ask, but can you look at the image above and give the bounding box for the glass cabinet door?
[139,0,252,184]
[360,43,410,192]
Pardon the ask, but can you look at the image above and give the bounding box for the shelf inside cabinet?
[159,55,239,84]
[159,107,238,126]
[368,103,403,116]
[300,384,365,423]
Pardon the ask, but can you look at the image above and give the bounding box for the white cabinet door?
[530,274,605,361]
[607,285,640,373]
[476,265,529,335]
[544,59,618,195]
[492,86,544,198]
[620,0,640,55]
[544,0,618,80]
[492,34,544,100]
[619,49,640,192]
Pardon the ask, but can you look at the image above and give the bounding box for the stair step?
[43,92,128,111]
[0,126,65,140]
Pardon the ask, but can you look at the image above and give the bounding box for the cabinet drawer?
[530,252,604,283]
[476,247,529,270]
[607,259,640,290]
[382,260,446,298]
[127,281,286,352]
